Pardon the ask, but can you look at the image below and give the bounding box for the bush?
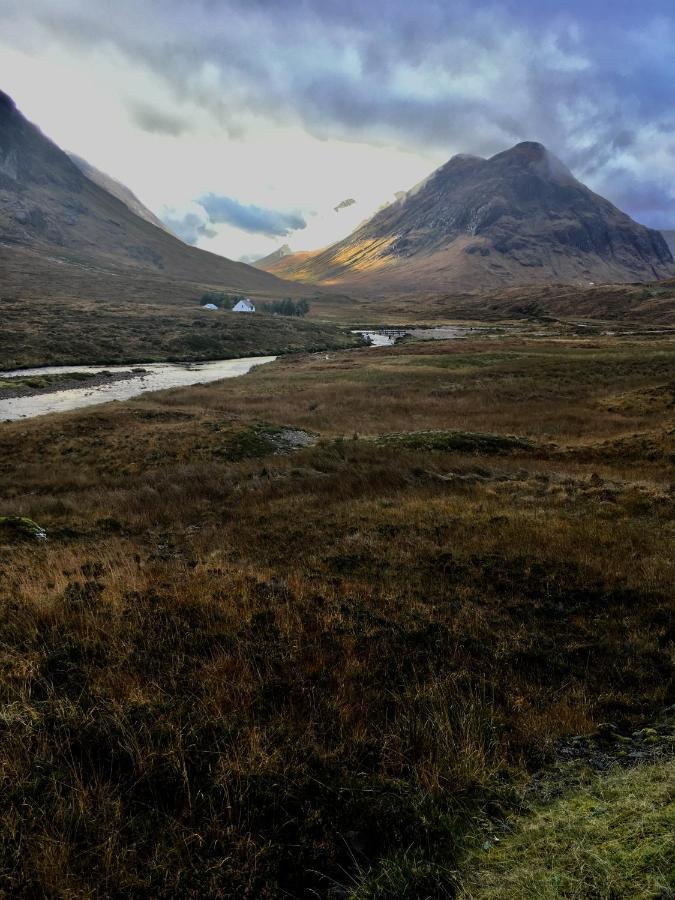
[262,298,310,317]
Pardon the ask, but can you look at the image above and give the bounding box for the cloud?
[3,0,675,227]
[160,196,306,246]
[128,100,190,136]
[160,209,216,244]
[334,198,355,212]
[199,194,306,237]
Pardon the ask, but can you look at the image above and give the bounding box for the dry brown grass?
[0,331,673,896]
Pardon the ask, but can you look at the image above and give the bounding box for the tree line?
[261,298,310,317]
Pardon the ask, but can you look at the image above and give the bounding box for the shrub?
[262,298,310,317]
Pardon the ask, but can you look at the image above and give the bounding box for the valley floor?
[0,246,360,369]
[0,329,673,896]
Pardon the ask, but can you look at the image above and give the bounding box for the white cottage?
[232,298,255,313]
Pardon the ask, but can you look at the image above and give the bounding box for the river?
[0,357,276,422]
[354,325,474,346]
[2,326,477,422]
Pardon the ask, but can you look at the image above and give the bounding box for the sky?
[1,0,673,261]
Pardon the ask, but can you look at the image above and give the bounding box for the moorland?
[0,326,672,897]
[0,245,360,369]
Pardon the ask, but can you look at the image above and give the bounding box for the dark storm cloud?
[592,172,675,231]
[5,0,675,225]
[128,100,189,136]
[199,195,306,237]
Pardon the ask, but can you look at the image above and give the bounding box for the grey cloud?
[128,100,189,136]
[160,211,216,244]
[199,194,306,237]
[5,0,675,226]
[334,198,355,212]
[591,171,675,230]
[161,196,306,245]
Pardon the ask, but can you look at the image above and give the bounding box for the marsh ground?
[0,330,673,896]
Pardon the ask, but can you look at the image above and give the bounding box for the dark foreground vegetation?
[0,332,673,896]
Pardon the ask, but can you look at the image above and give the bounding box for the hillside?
[68,152,172,235]
[261,142,674,291]
[0,90,311,297]
[662,230,675,257]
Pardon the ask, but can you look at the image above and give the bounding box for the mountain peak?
[0,90,17,113]
[252,243,294,269]
[260,139,673,290]
[490,141,575,183]
[499,140,549,158]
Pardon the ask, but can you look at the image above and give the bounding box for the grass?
[0,330,673,896]
[0,372,97,393]
[0,280,362,369]
[377,429,536,454]
[0,296,362,368]
[457,761,675,899]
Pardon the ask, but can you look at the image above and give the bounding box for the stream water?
[0,357,276,422]
[2,325,477,422]
[354,325,474,346]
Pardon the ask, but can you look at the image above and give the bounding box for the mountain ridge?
[68,153,173,235]
[0,90,311,297]
[260,141,674,291]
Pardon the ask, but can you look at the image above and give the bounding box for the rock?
[595,722,618,739]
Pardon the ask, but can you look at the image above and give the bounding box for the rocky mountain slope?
[0,90,309,297]
[253,243,293,269]
[68,152,172,235]
[261,142,674,291]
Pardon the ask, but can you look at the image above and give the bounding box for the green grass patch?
[377,430,536,455]
[0,515,47,541]
[0,372,97,393]
[458,761,675,899]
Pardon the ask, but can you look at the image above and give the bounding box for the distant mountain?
[661,231,675,257]
[253,243,293,269]
[0,90,309,297]
[260,142,674,291]
[68,153,172,234]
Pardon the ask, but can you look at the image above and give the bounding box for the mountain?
[260,142,674,291]
[68,152,172,234]
[253,243,293,269]
[661,230,675,257]
[0,90,310,297]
